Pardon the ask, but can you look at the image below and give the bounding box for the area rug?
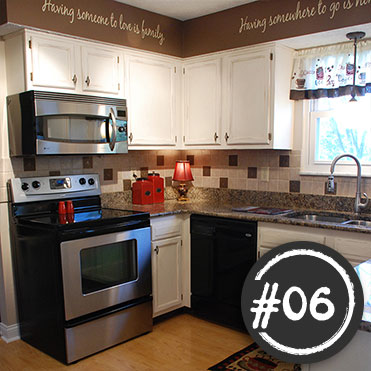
[208,342,301,371]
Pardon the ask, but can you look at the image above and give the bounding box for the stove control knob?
[79,178,86,185]
[32,181,41,189]
[88,178,95,186]
[21,182,29,191]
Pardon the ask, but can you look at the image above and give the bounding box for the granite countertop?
[101,196,371,235]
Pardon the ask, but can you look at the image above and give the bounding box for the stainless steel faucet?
[327,153,369,215]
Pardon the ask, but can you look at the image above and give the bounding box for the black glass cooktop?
[22,208,149,228]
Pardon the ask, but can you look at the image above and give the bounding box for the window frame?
[300,99,371,177]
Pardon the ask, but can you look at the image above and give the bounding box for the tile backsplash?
[2,149,371,202]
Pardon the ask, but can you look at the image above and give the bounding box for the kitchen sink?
[285,213,349,223]
[342,220,371,228]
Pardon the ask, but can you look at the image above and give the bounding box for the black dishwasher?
[191,214,257,331]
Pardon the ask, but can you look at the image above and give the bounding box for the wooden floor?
[0,314,253,371]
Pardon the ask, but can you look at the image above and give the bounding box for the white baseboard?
[0,322,20,343]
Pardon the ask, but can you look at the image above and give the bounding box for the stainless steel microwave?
[7,90,128,156]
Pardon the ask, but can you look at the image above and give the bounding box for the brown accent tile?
[123,179,132,191]
[289,180,300,193]
[186,155,194,166]
[248,167,257,179]
[140,167,149,178]
[203,166,211,177]
[49,170,60,176]
[325,181,337,195]
[82,156,93,169]
[104,168,113,181]
[229,155,238,167]
[23,157,35,172]
[165,176,172,187]
[157,155,164,166]
[220,177,228,188]
[279,155,290,168]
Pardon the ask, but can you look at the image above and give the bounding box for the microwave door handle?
[109,108,117,151]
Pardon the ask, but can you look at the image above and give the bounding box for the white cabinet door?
[126,56,177,146]
[29,35,77,90]
[334,237,371,267]
[81,46,120,95]
[183,59,221,145]
[224,49,271,145]
[152,237,182,315]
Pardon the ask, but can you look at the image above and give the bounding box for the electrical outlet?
[259,167,269,181]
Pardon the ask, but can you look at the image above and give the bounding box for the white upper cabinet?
[183,58,221,146]
[125,54,178,147]
[29,35,77,90]
[222,44,294,149]
[81,46,120,95]
[5,30,123,98]
[224,49,271,145]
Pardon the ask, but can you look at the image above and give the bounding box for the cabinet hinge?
[118,83,120,90]
[268,133,272,141]
[28,39,32,49]
[30,72,33,81]
[270,53,273,61]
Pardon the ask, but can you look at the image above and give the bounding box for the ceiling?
[115,0,258,20]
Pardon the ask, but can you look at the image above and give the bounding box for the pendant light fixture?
[346,31,366,102]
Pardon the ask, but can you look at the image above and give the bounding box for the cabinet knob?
[72,74,77,84]
[225,133,229,142]
[154,246,159,255]
[214,132,219,142]
[129,132,133,143]
[85,76,91,86]
[245,233,252,238]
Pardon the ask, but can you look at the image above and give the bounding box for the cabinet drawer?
[335,238,371,265]
[151,215,182,241]
[260,228,325,248]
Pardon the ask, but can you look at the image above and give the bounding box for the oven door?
[60,227,151,321]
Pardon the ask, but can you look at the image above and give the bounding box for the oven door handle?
[109,108,117,151]
[59,219,149,239]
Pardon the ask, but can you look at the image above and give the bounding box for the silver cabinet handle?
[245,233,252,238]
[225,133,229,142]
[154,246,159,255]
[72,74,77,84]
[214,132,219,142]
[129,132,133,143]
[85,76,90,86]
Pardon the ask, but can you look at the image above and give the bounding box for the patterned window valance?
[290,40,371,100]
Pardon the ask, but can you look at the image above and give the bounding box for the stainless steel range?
[8,174,152,364]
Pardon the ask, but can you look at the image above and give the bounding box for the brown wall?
[1,0,370,57]
[3,0,183,56]
[183,0,371,57]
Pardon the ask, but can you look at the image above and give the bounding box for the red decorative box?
[147,173,164,204]
[132,178,153,205]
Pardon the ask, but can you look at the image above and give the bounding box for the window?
[301,95,371,176]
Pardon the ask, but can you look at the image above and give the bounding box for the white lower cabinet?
[152,236,182,314]
[258,222,371,265]
[150,215,190,317]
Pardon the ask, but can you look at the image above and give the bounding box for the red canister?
[132,178,153,205]
[147,173,164,203]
